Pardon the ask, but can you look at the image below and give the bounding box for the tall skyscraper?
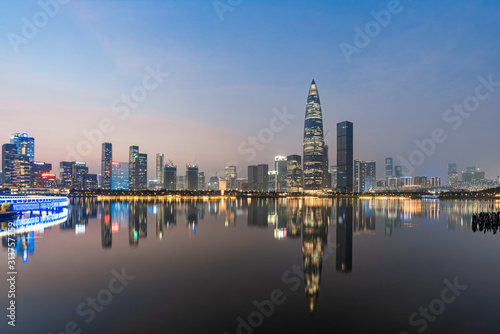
[164,165,177,190]
[330,165,338,190]
[10,133,35,162]
[274,156,287,192]
[394,165,403,178]
[337,121,354,193]
[111,162,129,190]
[156,153,164,188]
[101,143,112,189]
[248,165,258,191]
[385,157,393,179]
[448,163,458,186]
[323,145,331,190]
[257,164,269,191]
[303,80,325,191]
[225,166,237,190]
[129,146,147,190]
[31,161,52,188]
[286,154,303,192]
[186,164,199,191]
[354,160,376,193]
[2,143,17,184]
[129,146,139,190]
[137,153,148,190]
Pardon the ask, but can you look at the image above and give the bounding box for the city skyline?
[1,1,499,181]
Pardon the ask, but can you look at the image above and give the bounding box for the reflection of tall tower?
[303,80,325,191]
[225,200,236,226]
[156,204,164,239]
[128,202,140,246]
[302,204,328,313]
[101,201,112,248]
[336,199,353,273]
[248,199,268,228]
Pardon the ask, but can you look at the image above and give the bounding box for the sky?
[1,0,499,180]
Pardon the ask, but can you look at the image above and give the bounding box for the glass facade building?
[101,143,112,189]
[303,80,325,190]
[111,162,129,190]
[337,121,354,193]
[10,133,35,162]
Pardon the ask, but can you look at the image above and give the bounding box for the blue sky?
[1,0,499,180]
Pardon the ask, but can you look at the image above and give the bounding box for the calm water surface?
[2,198,500,334]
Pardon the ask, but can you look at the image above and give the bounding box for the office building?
[198,172,206,190]
[394,165,403,178]
[268,171,278,191]
[257,164,269,191]
[330,165,338,190]
[225,166,237,190]
[137,153,148,190]
[186,164,199,191]
[274,156,287,192]
[101,143,112,190]
[111,162,129,190]
[447,163,458,186]
[385,157,393,179]
[337,121,354,192]
[2,143,18,184]
[462,166,485,182]
[156,153,164,188]
[287,154,303,192]
[164,165,177,190]
[303,80,325,190]
[354,160,376,193]
[31,161,52,188]
[10,133,35,162]
[248,165,258,191]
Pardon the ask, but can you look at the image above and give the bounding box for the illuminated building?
[72,162,88,189]
[218,177,226,190]
[257,164,268,191]
[198,172,206,190]
[354,160,376,193]
[10,133,35,162]
[248,165,258,190]
[303,80,325,190]
[330,165,338,190]
[137,153,148,190]
[164,165,177,190]
[11,154,31,186]
[430,177,441,187]
[394,165,403,178]
[337,121,354,192]
[129,146,139,190]
[385,157,393,179]
[101,143,112,189]
[274,156,287,192]
[83,174,98,190]
[176,175,185,190]
[111,162,129,190]
[448,163,458,186]
[2,143,18,184]
[268,171,278,191]
[225,165,237,190]
[186,164,199,190]
[156,153,164,188]
[286,154,302,192]
[30,161,52,187]
[208,176,218,190]
[414,176,427,187]
[462,166,485,182]
[323,145,330,190]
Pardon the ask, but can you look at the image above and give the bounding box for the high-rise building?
[414,176,428,187]
[430,177,441,187]
[2,144,17,184]
[111,162,129,190]
[186,164,199,191]
[287,154,303,192]
[268,171,278,191]
[225,166,237,190]
[447,163,458,185]
[385,157,393,179]
[156,153,164,188]
[354,160,376,193]
[303,80,325,190]
[462,167,485,182]
[31,161,52,188]
[11,154,31,186]
[84,174,98,190]
[337,121,354,192]
[176,175,185,190]
[198,172,206,190]
[248,165,258,191]
[257,164,269,191]
[59,161,74,187]
[164,165,177,190]
[72,162,89,189]
[129,146,147,190]
[129,146,139,190]
[274,156,287,192]
[394,165,403,178]
[10,133,35,162]
[323,145,330,190]
[330,165,338,190]
[101,143,112,190]
[137,153,148,190]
